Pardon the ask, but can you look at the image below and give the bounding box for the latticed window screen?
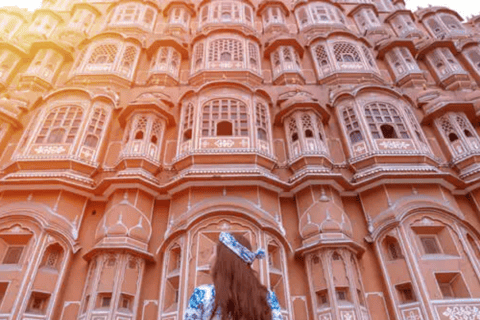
[35,106,83,144]
[342,107,363,144]
[255,103,269,141]
[45,249,60,268]
[441,14,463,31]
[88,44,118,64]
[0,50,18,78]
[404,107,425,143]
[333,43,361,62]
[315,45,330,68]
[2,246,24,264]
[420,236,441,254]
[364,103,409,139]
[426,17,446,37]
[183,103,194,142]
[466,48,480,71]
[201,99,248,137]
[120,45,137,74]
[208,39,243,62]
[362,45,376,68]
[288,117,299,143]
[83,108,107,148]
[248,42,259,70]
[194,43,204,70]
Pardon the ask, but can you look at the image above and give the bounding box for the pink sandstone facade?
[1,0,480,319]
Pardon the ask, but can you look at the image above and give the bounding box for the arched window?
[26,49,63,82]
[262,6,284,28]
[199,1,254,27]
[295,2,345,29]
[435,112,480,157]
[426,48,466,80]
[201,99,248,137]
[425,17,446,38]
[385,47,421,82]
[79,107,108,161]
[109,3,156,30]
[41,244,64,270]
[364,103,409,139]
[35,106,83,145]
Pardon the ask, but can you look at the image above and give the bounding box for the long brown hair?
[210,234,272,320]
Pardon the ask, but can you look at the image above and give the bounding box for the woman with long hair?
[184,232,283,320]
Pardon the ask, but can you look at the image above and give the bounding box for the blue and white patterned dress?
[184,284,283,320]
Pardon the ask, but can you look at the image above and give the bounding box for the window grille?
[333,42,361,63]
[182,103,194,142]
[362,45,376,68]
[83,108,107,149]
[35,106,83,144]
[389,242,401,259]
[194,42,204,71]
[466,48,480,71]
[45,249,60,268]
[248,42,259,71]
[201,99,248,137]
[404,107,426,144]
[343,107,363,144]
[426,17,446,37]
[255,103,269,141]
[120,45,137,76]
[364,103,409,139]
[2,246,24,264]
[208,39,243,62]
[314,44,330,72]
[420,236,441,254]
[441,14,464,32]
[87,44,118,65]
[288,117,299,143]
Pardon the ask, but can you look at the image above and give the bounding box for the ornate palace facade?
[0,0,479,319]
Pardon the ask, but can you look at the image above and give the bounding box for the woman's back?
[184,284,283,320]
[183,232,283,320]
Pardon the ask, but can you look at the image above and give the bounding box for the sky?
[0,0,479,19]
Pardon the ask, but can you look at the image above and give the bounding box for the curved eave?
[347,3,379,17]
[105,0,161,14]
[31,8,64,23]
[421,101,476,124]
[0,42,28,58]
[292,0,343,12]
[197,0,255,10]
[192,28,260,44]
[147,37,189,59]
[40,87,117,107]
[376,38,416,59]
[384,9,415,23]
[79,31,145,49]
[257,0,289,16]
[29,41,74,61]
[0,108,22,129]
[119,101,176,126]
[416,39,458,59]
[416,6,463,22]
[307,30,373,48]
[83,244,155,262]
[179,81,272,103]
[295,235,365,258]
[163,0,196,17]
[275,101,330,125]
[264,36,304,58]
[72,3,102,16]
[0,7,30,21]
[330,84,405,106]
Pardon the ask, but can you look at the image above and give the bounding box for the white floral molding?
[33,145,67,155]
[442,305,480,320]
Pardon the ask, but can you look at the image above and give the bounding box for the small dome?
[95,198,152,244]
[299,195,353,239]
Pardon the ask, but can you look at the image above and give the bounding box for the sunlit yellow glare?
[0,0,42,12]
